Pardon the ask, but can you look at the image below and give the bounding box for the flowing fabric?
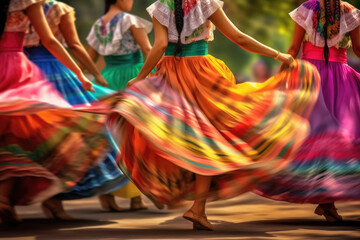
[0,32,112,205]
[255,42,360,203]
[24,45,130,200]
[106,41,320,204]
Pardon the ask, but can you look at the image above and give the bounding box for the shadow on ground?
[0,217,359,240]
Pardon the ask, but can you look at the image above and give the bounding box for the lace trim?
[48,2,74,27]
[87,13,152,56]
[290,3,360,48]
[9,0,43,12]
[24,2,74,47]
[147,0,223,43]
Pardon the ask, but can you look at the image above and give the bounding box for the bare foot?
[183,209,214,231]
[42,199,73,220]
[130,196,148,211]
[315,203,343,222]
[99,194,126,212]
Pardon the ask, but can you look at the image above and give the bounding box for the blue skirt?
[25,46,129,200]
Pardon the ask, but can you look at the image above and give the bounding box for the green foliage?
[62,0,359,75]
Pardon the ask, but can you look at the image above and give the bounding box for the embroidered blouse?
[5,0,43,33]
[147,0,223,44]
[87,12,152,56]
[24,0,75,47]
[290,0,360,48]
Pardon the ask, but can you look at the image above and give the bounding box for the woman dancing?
[23,0,142,220]
[87,0,154,212]
[106,0,321,231]
[0,0,112,225]
[255,0,360,223]
[87,0,153,91]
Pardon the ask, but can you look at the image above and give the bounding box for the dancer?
[255,0,360,222]
[106,0,320,231]
[25,0,111,103]
[23,0,144,220]
[0,0,112,225]
[86,0,153,210]
[87,0,153,91]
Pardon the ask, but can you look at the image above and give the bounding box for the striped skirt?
[106,41,321,205]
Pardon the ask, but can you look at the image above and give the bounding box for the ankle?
[131,196,142,204]
[189,206,205,216]
[318,203,334,210]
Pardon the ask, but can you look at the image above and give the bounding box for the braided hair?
[0,0,11,38]
[323,0,341,64]
[105,0,117,14]
[174,0,184,56]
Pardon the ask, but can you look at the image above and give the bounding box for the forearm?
[235,34,279,58]
[69,43,101,77]
[136,45,165,80]
[142,47,151,59]
[43,38,81,75]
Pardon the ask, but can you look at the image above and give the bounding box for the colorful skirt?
[25,46,112,105]
[255,43,360,204]
[101,51,146,91]
[0,32,111,205]
[106,41,321,204]
[23,45,130,200]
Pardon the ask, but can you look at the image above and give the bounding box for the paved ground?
[0,193,359,240]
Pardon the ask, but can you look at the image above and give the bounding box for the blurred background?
[63,0,360,81]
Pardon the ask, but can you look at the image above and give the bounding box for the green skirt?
[101,51,145,91]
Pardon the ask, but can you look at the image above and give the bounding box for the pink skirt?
[0,32,111,205]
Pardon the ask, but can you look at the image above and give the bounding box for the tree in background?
[63,0,359,75]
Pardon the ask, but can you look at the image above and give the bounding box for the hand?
[77,72,95,92]
[126,77,140,88]
[276,53,295,66]
[94,74,108,87]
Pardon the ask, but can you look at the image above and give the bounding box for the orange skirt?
[107,55,320,204]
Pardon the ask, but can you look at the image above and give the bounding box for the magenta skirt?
[0,32,111,205]
[255,42,360,204]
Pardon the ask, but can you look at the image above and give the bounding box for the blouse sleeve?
[289,0,319,43]
[340,2,360,36]
[146,0,172,28]
[8,0,43,12]
[182,0,223,38]
[47,1,75,27]
[147,0,223,43]
[86,22,101,52]
[24,1,74,48]
[86,13,152,56]
[147,0,223,29]
[120,14,153,35]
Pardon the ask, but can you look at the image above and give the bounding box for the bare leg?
[99,194,125,212]
[191,175,212,214]
[41,199,73,220]
[183,175,214,231]
[0,179,21,225]
[130,195,148,211]
[315,202,343,222]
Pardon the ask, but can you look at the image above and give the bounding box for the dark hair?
[323,0,340,65]
[174,0,184,56]
[105,0,117,14]
[0,0,11,38]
